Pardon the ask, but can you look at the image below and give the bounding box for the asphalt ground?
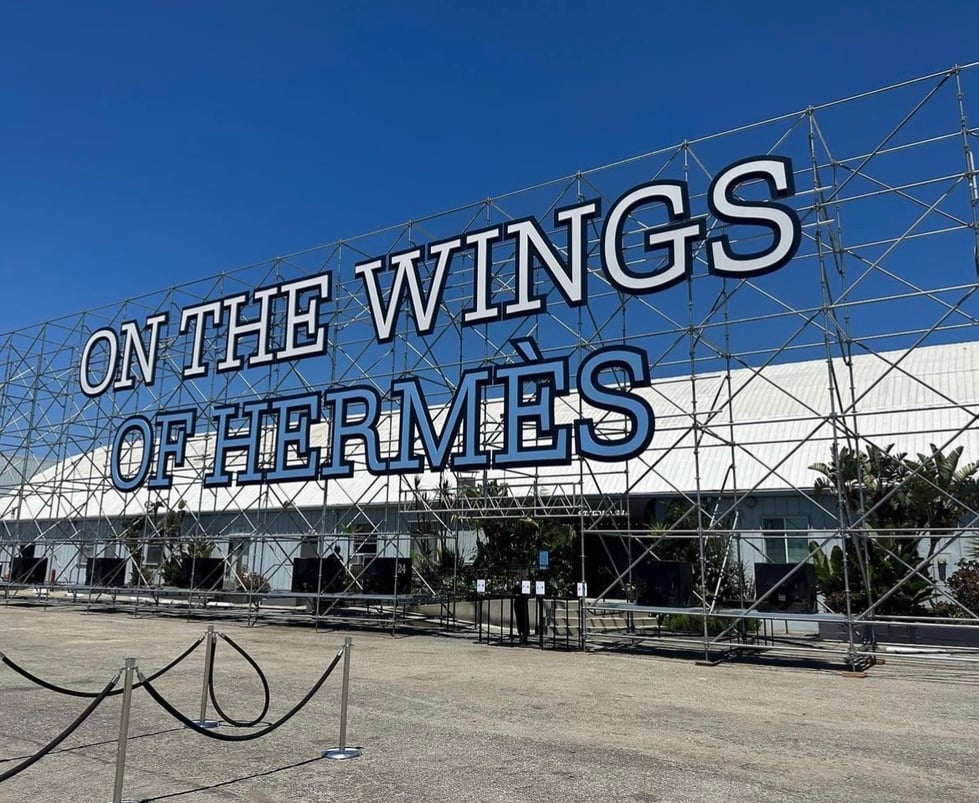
[0,604,977,803]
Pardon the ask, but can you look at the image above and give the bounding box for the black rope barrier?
[0,635,204,699]
[0,672,119,784]
[207,632,271,728]
[138,646,344,742]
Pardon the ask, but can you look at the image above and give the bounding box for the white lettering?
[602,182,705,293]
[707,157,801,277]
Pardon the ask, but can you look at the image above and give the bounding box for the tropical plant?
[412,544,470,595]
[149,500,218,586]
[464,481,579,596]
[405,475,471,595]
[905,445,979,553]
[121,514,152,586]
[808,537,932,615]
[118,499,196,586]
[810,443,979,616]
[647,501,751,607]
[809,544,848,613]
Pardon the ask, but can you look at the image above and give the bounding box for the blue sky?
[1,0,976,333]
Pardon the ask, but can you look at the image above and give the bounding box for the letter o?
[80,329,118,397]
[110,416,154,492]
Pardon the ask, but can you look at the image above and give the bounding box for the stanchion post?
[193,625,219,729]
[109,658,138,803]
[476,593,483,643]
[537,596,544,649]
[475,579,485,643]
[323,637,362,760]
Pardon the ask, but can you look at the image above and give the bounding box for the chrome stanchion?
[323,637,362,760]
[109,658,138,803]
[192,625,219,729]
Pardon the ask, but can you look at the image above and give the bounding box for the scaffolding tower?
[2,64,979,665]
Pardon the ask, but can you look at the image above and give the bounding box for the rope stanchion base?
[187,719,219,730]
[322,747,362,761]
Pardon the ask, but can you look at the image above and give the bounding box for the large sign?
[81,157,801,491]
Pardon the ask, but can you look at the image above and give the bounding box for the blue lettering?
[389,369,492,472]
[147,410,196,489]
[575,346,654,460]
[493,338,571,468]
[321,387,386,478]
[110,416,154,492]
[266,393,322,483]
[204,400,269,486]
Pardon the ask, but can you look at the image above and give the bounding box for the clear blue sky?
[1,0,976,333]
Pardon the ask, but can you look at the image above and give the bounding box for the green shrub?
[947,560,979,615]
[660,613,760,636]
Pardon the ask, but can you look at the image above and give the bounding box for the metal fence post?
[323,637,362,760]
[193,625,219,729]
[109,658,138,803]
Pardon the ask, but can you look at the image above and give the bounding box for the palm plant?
[810,443,979,615]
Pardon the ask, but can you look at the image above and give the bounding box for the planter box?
[410,598,540,630]
[818,620,979,648]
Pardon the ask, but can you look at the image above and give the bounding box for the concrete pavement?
[0,605,976,802]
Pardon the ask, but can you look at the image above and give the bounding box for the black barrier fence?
[475,593,525,647]
[474,593,584,650]
[539,597,585,651]
[0,628,359,799]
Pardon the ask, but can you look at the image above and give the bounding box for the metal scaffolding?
[3,64,979,666]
